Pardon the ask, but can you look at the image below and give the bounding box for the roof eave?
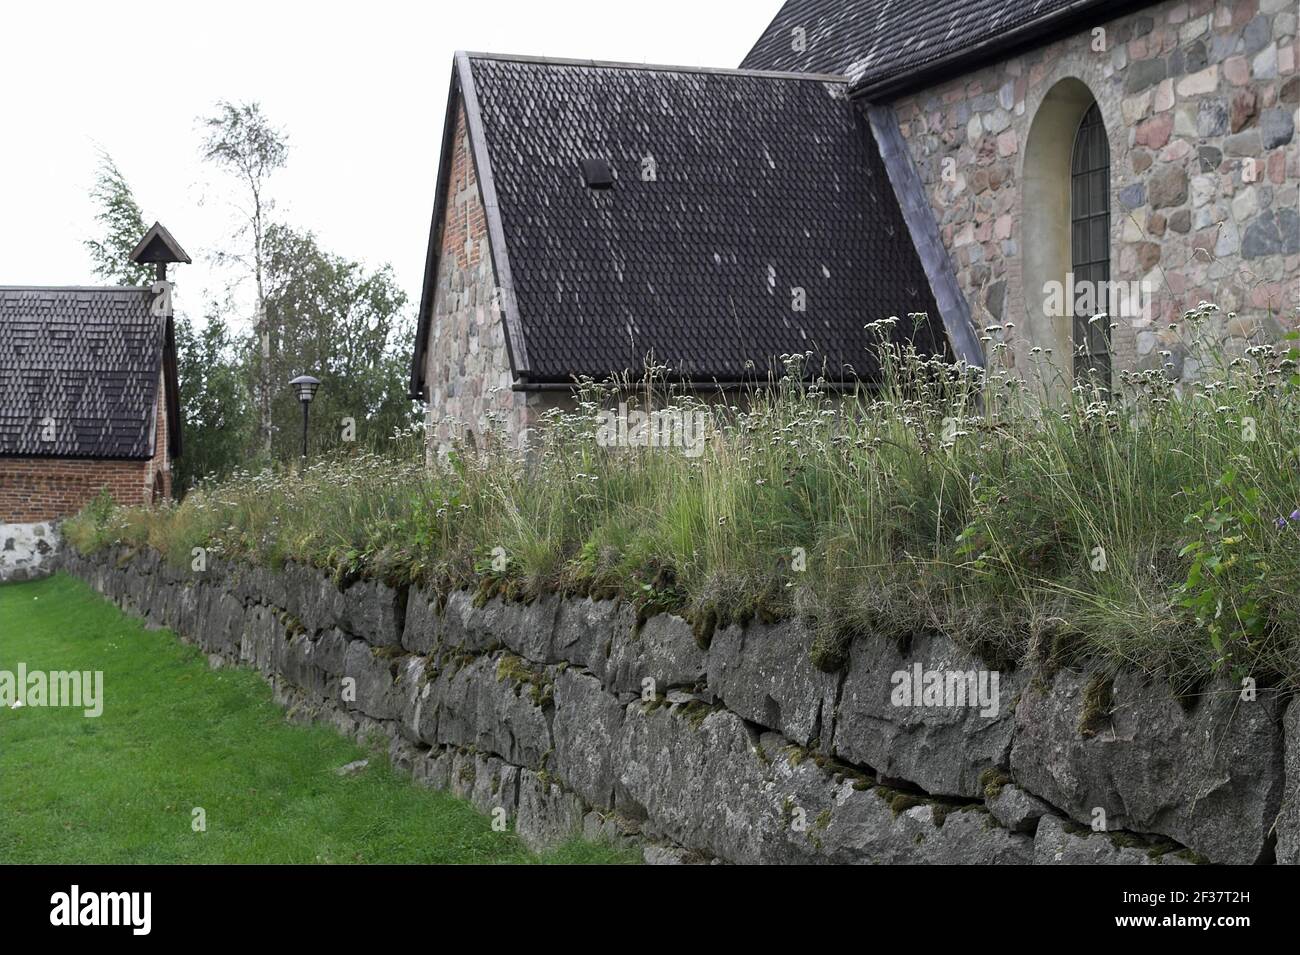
[409,52,535,401]
[408,61,466,400]
[456,51,531,380]
[849,0,1160,100]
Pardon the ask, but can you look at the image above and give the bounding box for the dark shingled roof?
[412,53,947,393]
[741,0,1144,97]
[0,286,177,459]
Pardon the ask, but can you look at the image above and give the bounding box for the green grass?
[0,574,637,864]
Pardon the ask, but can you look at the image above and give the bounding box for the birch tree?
[200,100,288,456]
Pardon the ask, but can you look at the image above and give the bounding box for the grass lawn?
[0,573,636,864]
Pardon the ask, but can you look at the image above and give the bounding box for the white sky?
[0,0,783,328]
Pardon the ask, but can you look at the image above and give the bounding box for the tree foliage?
[200,100,289,454]
[259,223,418,459]
[84,152,154,286]
[86,111,416,493]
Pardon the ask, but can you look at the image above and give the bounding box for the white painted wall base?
[0,521,61,582]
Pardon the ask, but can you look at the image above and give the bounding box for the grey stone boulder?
[338,577,405,647]
[1033,816,1193,865]
[1011,669,1284,864]
[491,594,563,663]
[201,589,246,658]
[986,783,1054,834]
[607,613,706,695]
[1148,164,1188,209]
[448,752,521,820]
[551,596,626,679]
[707,618,839,747]
[581,810,643,851]
[412,748,454,791]
[616,703,1033,864]
[280,631,331,700]
[615,702,773,863]
[1243,208,1300,258]
[252,564,289,611]
[423,655,553,770]
[1276,696,1300,864]
[552,669,626,809]
[764,733,1032,864]
[290,564,347,635]
[340,638,406,721]
[643,845,708,864]
[239,605,287,678]
[1260,107,1295,148]
[401,585,442,654]
[515,769,585,851]
[439,591,500,653]
[396,657,434,742]
[312,628,352,676]
[832,632,1022,798]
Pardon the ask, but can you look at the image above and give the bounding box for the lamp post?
[289,375,320,458]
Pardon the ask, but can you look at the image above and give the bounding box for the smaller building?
[0,223,186,579]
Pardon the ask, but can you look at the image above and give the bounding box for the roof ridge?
[463,50,847,83]
[0,285,153,293]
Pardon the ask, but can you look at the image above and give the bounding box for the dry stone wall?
[61,547,1298,865]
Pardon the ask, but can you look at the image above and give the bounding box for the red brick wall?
[146,369,172,503]
[0,371,171,521]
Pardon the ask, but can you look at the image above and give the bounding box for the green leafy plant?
[1176,469,1269,677]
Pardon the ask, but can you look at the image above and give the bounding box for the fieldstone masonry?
[422,104,546,456]
[59,547,1300,864]
[0,521,60,582]
[893,0,1299,384]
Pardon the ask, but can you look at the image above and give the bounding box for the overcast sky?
[0,0,783,328]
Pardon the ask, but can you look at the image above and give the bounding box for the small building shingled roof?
[0,286,178,459]
[741,0,1151,98]
[411,52,947,395]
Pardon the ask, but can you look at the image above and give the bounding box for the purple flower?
[1292,509,1300,522]
[1277,516,1290,530]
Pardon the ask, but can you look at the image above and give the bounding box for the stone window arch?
[1022,77,1112,387]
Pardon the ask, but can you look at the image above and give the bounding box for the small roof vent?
[580,158,614,189]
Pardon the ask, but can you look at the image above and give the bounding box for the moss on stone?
[980,767,1011,801]
[494,653,553,707]
[880,788,925,816]
[690,606,718,651]
[678,699,720,729]
[808,624,852,673]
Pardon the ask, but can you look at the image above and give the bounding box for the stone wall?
[60,547,1299,865]
[892,0,1299,384]
[0,521,59,582]
[423,103,546,458]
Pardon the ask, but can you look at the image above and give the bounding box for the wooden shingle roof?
[742,0,1154,98]
[0,286,175,459]
[411,53,948,394]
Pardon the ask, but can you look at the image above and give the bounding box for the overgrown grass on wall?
[65,305,1300,690]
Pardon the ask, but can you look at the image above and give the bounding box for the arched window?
[1070,102,1111,388]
